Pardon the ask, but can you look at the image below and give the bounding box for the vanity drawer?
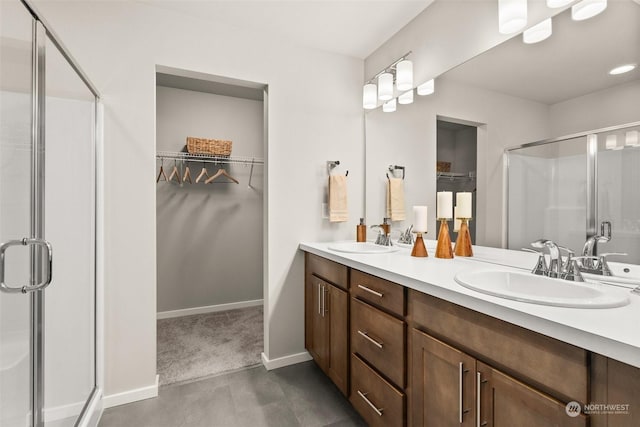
[350,353,404,427]
[351,269,405,316]
[408,289,588,403]
[351,297,405,388]
[306,253,348,290]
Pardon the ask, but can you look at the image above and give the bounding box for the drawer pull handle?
[357,330,383,349]
[318,283,322,315]
[459,362,464,424]
[357,390,384,417]
[358,284,383,298]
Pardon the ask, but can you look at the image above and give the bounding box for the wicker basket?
[186,137,232,156]
[436,161,451,172]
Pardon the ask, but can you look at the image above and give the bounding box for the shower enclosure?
[506,122,640,265]
[1,1,100,426]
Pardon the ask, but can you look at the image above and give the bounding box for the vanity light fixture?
[363,51,412,111]
[547,0,572,7]
[396,60,413,91]
[499,0,528,34]
[625,130,639,147]
[605,134,622,150]
[383,98,397,113]
[417,79,435,96]
[378,72,394,101]
[571,0,607,21]
[523,18,552,44]
[398,89,414,105]
[609,63,636,75]
[363,83,377,109]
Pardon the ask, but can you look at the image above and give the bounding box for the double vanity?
[300,240,640,427]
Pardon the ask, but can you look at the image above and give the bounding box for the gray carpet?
[157,305,263,386]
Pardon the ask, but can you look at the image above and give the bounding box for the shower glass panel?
[0,2,34,426]
[43,36,96,426]
[507,137,588,253]
[595,124,640,264]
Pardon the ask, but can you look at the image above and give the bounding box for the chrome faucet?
[581,221,612,270]
[370,218,393,246]
[526,240,585,281]
[531,239,562,278]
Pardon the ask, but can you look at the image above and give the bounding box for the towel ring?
[387,165,405,180]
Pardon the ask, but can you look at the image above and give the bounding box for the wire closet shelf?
[156,151,264,187]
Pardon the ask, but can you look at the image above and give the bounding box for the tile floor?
[98,361,365,427]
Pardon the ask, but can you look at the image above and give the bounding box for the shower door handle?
[0,238,53,293]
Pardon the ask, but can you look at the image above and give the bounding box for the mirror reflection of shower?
[436,119,477,242]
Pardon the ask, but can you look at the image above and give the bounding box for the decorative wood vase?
[411,232,428,257]
[435,219,454,259]
[454,218,473,257]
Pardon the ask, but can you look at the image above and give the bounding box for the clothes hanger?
[182,162,192,184]
[195,161,209,183]
[205,166,239,184]
[156,159,168,183]
[168,159,181,184]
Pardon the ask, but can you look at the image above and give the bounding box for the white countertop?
[299,240,640,368]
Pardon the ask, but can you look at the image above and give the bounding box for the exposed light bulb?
[382,98,397,113]
[572,0,607,21]
[398,90,414,105]
[363,83,377,109]
[378,72,393,101]
[396,60,413,91]
[417,79,435,96]
[499,0,528,34]
[523,18,552,44]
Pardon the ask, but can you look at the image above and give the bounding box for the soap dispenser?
[357,218,367,242]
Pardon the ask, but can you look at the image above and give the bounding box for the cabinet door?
[327,284,348,396]
[305,275,328,370]
[410,328,476,427]
[477,361,587,427]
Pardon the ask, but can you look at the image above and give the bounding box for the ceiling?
[139,0,433,59]
[441,0,640,105]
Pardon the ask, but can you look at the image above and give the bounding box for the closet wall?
[156,85,264,314]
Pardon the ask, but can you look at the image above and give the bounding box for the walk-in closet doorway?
[154,68,266,386]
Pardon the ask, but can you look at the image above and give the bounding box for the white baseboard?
[103,375,159,409]
[43,400,85,422]
[157,299,264,320]
[261,351,312,371]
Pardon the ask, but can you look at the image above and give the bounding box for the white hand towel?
[329,175,348,222]
[386,177,406,221]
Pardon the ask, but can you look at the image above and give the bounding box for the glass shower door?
[43,33,97,427]
[507,136,589,252]
[595,124,640,265]
[0,2,35,426]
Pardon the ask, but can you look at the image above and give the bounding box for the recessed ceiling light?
[609,64,637,75]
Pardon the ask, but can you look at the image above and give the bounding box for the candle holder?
[435,219,454,259]
[411,231,428,257]
[454,218,473,257]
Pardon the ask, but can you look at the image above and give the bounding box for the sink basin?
[328,242,400,254]
[454,270,630,308]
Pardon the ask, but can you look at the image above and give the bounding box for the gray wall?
[156,86,264,313]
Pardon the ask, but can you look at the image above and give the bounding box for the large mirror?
[365,0,640,255]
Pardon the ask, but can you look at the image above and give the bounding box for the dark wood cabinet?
[304,254,348,396]
[410,328,476,427]
[409,328,587,427]
[303,251,640,427]
[477,361,587,427]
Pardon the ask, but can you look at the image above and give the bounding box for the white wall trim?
[157,299,263,320]
[261,351,312,371]
[43,400,85,423]
[103,375,159,409]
